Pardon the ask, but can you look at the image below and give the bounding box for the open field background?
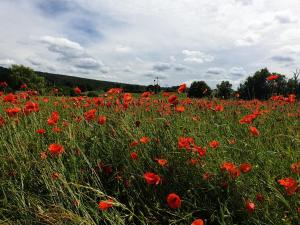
[0,91,299,225]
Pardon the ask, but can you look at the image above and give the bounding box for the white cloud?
[235,0,253,5]
[0,58,15,67]
[153,62,171,71]
[236,33,260,46]
[0,0,300,87]
[207,67,225,75]
[229,67,247,77]
[115,45,132,53]
[274,11,298,24]
[182,50,214,64]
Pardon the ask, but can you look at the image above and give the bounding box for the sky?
[0,0,300,88]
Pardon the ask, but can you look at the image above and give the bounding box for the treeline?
[0,65,299,99]
[0,65,147,96]
[187,68,300,99]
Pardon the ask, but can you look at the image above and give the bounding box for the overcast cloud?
[0,0,299,88]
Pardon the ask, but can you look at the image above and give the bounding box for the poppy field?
[0,87,299,225]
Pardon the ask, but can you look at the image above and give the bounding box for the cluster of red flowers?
[220,162,252,179]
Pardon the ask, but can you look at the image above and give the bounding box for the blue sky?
[0,0,300,88]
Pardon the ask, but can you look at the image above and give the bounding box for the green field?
[0,91,299,225]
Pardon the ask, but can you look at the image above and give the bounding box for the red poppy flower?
[123,93,133,103]
[98,200,113,211]
[256,193,264,202]
[156,158,168,167]
[214,105,224,112]
[84,109,97,121]
[175,105,185,112]
[178,83,187,93]
[278,177,298,195]
[168,95,178,105]
[74,87,81,94]
[5,107,21,117]
[178,137,195,150]
[143,172,161,185]
[249,126,260,136]
[51,172,60,180]
[20,83,27,89]
[240,163,252,173]
[130,152,138,160]
[221,162,236,172]
[141,92,151,98]
[97,115,106,125]
[209,140,219,149]
[167,193,181,209]
[130,141,139,147]
[267,74,279,81]
[291,162,300,174]
[194,146,207,157]
[48,143,64,156]
[245,200,255,213]
[191,219,204,225]
[36,129,46,134]
[140,136,150,144]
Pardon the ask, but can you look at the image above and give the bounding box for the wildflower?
[240,163,252,173]
[209,140,219,149]
[167,193,181,209]
[140,136,150,144]
[214,105,224,112]
[178,83,187,93]
[256,193,264,202]
[98,200,113,211]
[155,158,168,167]
[246,200,255,213]
[249,126,260,136]
[278,177,298,195]
[74,87,81,94]
[144,172,161,185]
[130,140,139,147]
[141,92,151,98]
[123,93,133,103]
[168,95,178,105]
[291,162,300,174]
[36,129,46,134]
[130,152,138,160]
[51,172,60,180]
[5,107,21,117]
[175,105,185,112]
[84,109,97,121]
[267,74,279,81]
[98,115,106,125]
[48,143,64,156]
[20,84,27,89]
[191,219,204,225]
[193,146,207,158]
[178,137,195,150]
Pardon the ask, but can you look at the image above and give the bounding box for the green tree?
[188,81,211,98]
[8,64,46,92]
[238,68,270,100]
[216,81,233,99]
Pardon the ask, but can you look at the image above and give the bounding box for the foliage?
[188,81,212,98]
[4,65,46,92]
[216,81,233,99]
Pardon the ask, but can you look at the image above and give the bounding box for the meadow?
[0,87,299,225]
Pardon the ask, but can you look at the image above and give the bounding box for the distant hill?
[0,66,147,93]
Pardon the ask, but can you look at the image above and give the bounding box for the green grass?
[0,92,299,225]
